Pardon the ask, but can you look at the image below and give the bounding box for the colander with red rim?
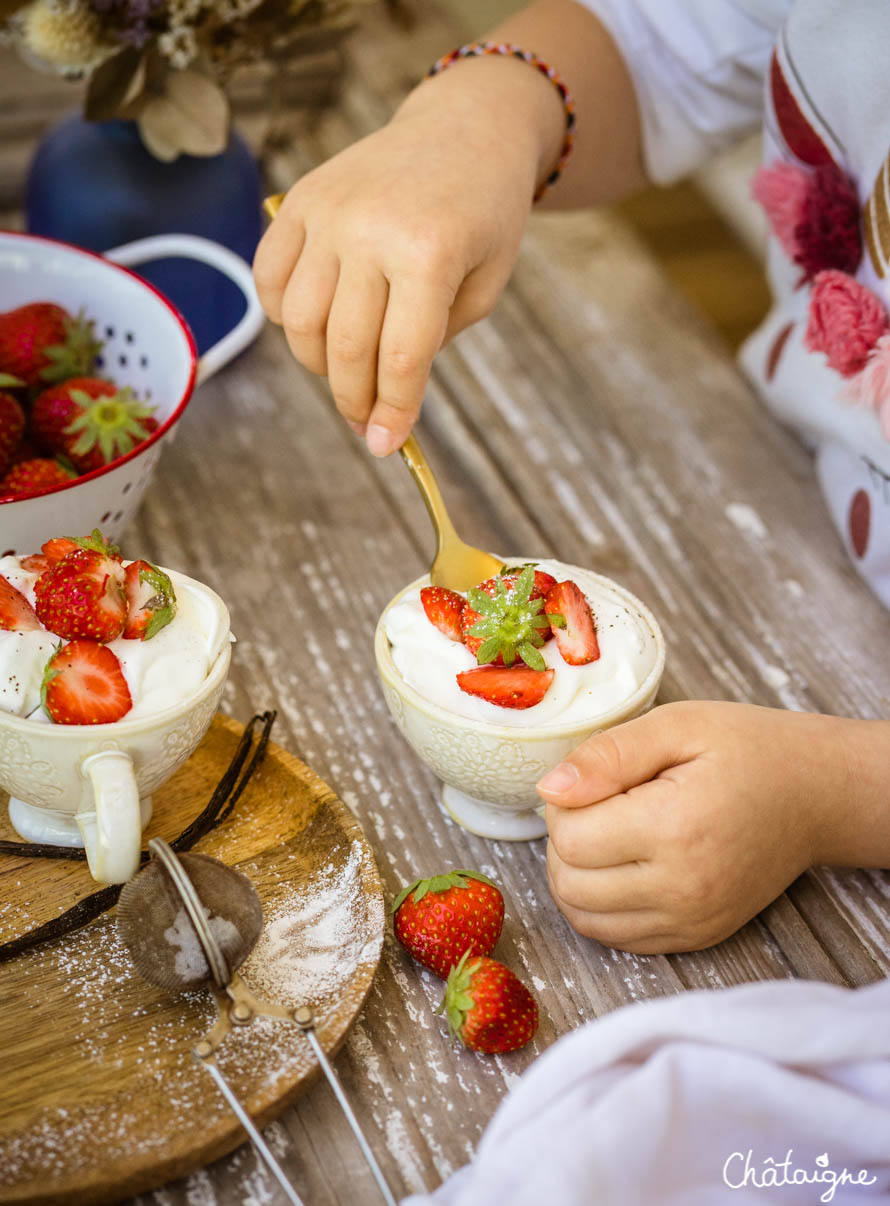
[0,230,264,554]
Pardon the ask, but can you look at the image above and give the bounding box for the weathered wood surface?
[1,2,889,1203]
[0,716,384,1205]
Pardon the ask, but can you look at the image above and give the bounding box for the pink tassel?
[844,333,890,440]
[751,161,809,260]
[805,270,890,377]
[795,163,862,277]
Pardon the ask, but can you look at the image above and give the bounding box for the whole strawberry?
[34,531,127,642]
[392,869,505,978]
[0,303,101,386]
[439,951,538,1054]
[30,377,158,473]
[0,457,74,499]
[0,389,25,476]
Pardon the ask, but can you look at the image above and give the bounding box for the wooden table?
[3,4,889,1204]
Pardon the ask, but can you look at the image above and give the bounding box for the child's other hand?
[253,64,551,458]
[537,701,856,954]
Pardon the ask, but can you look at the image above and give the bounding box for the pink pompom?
[805,270,889,377]
[795,163,862,278]
[751,161,809,259]
[842,333,890,438]
[752,160,862,279]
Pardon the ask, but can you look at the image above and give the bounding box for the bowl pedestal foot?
[8,795,154,848]
[440,785,547,841]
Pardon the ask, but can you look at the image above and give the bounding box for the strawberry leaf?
[518,643,546,671]
[466,564,548,666]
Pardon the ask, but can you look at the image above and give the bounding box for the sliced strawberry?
[123,559,177,640]
[0,574,42,631]
[420,585,465,642]
[476,568,557,600]
[545,580,600,665]
[41,537,81,564]
[41,639,132,725]
[456,665,554,709]
[34,546,127,642]
[460,602,489,659]
[19,554,51,574]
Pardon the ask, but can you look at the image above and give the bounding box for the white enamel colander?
[0,230,265,554]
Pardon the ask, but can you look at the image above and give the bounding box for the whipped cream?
[0,554,231,722]
[383,558,661,728]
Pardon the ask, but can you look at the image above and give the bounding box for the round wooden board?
[0,713,385,1206]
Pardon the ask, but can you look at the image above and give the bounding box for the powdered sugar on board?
[0,832,384,1198]
[241,840,384,1009]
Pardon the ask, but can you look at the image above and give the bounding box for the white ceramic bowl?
[0,569,231,884]
[375,562,665,841]
[0,231,264,554]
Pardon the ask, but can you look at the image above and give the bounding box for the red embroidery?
[766,321,794,381]
[848,488,871,558]
[770,52,833,167]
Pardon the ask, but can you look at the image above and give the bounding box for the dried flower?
[158,23,196,68]
[3,0,357,159]
[21,0,109,71]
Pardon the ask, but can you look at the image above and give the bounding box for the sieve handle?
[104,234,265,385]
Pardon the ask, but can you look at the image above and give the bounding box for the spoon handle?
[399,433,459,550]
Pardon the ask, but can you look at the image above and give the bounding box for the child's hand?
[254,59,560,457]
[537,701,872,954]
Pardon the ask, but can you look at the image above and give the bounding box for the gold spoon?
[263,193,504,591]
[398,433,504,590]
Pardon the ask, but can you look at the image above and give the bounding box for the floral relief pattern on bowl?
[374,563,666,842]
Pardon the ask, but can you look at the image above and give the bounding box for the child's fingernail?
[537,763,578,794]
[366,424,396,457]
[346,420,367,435]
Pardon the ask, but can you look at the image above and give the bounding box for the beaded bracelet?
[427,41,576,202]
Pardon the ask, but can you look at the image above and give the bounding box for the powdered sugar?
[164,906,241,984]
[0,834,384,1199]
[242,840,384,1009]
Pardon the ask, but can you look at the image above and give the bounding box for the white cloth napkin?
[403,977,890,1206]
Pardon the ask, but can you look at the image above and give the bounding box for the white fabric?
[402,977,890,1205]
[574,0,890,609]
[576,0,789,184]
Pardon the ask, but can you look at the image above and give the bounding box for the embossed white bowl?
[0,570,231,883]
[374,565,665,842]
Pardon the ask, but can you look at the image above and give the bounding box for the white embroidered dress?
[579,0,890,607]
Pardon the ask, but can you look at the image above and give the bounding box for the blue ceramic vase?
[25,114,264,355]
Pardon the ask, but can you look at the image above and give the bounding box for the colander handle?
[104,234,266,385]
